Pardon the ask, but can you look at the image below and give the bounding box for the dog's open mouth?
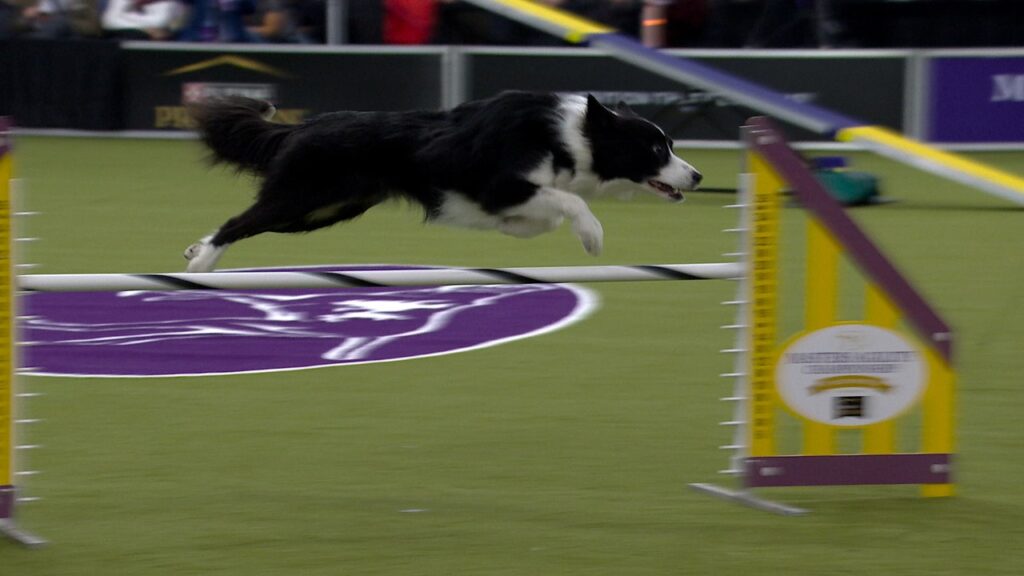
[648,180,686,202]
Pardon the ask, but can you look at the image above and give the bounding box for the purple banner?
[0,486,12,519]
[929,56,1024,143]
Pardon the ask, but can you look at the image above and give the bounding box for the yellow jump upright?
[0,119,45,546]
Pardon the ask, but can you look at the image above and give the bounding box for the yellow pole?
[802,219,838,455]
[921,349,956,497]
[746,153,782,457]
[863,285,898,453]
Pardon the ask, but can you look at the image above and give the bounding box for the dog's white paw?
[573,214,604,256]
[186,252,217,273]
[183,236,223,272]
[186,262,210,273]
[183,242,203,261]
[184,235,213,262]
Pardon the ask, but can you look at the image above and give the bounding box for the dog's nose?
[691,171,703,186]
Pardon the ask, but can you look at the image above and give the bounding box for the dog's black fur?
[185,91,701,272]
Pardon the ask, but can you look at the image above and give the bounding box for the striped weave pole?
[17,263,744,292]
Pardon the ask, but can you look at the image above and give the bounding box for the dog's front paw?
[183,241,203,261]
[573,214,604,256]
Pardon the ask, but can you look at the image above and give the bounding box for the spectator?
[1,0,17,38]
[583,0,641,34]
[177,0,256,41]
[742,0,819,47]
[433,0,510,45]
[664,0,709,47]
[12,0,99,38]
[382,0,436,45]
[345,0,381,43]
[247,0,306,42]
[101,0,186,39]
[293,0,323,43]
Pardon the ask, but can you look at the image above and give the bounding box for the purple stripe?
[745,117,953,362]
[587,33,861,134]
[0,485,13,519]
[744,454,952,487]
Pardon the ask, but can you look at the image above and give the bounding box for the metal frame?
[686,168,808,517]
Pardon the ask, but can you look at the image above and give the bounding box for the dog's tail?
[190,97,294,175]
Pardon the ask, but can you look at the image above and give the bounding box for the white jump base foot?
[688,482,808,516]
[0,518,46,547]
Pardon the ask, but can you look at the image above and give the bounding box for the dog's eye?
[652,144,664,155]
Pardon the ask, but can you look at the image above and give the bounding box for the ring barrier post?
[690,117,956,515]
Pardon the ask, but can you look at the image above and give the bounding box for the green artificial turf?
[2,136,1024,575]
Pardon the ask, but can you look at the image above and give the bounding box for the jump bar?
[17,263,745,292]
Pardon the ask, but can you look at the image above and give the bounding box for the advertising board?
[122,45,445,131]
[927,54,1024,144]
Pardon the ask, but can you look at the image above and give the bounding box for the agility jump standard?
[0,120,45,547]
[0,117,957,545]
[690,117,956,515]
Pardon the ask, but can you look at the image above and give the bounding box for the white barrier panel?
[17,263,745,293]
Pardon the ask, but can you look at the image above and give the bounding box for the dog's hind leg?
[184,194,380,272]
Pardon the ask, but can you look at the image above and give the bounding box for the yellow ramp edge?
[487,0,613,42]
[838,126,1024,203]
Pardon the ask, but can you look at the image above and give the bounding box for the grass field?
[3,136,1024,575]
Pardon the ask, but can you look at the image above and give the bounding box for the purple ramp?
[587,33,861,136]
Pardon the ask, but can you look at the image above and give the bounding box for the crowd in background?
[1,0,325,42]
[0,0,826,47]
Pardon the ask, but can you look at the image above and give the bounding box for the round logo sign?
[21,265,597,377]
[775,323,926,426]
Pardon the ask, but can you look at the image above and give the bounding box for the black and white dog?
[184,91,702,272]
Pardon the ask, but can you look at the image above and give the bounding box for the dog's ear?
[615,100,638,117]
[586,94,617,126]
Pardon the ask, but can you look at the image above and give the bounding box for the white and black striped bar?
[17,263,744,292]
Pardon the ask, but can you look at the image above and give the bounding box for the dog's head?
[583,95,702,202]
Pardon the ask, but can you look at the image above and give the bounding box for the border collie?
[184,91,702,272]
